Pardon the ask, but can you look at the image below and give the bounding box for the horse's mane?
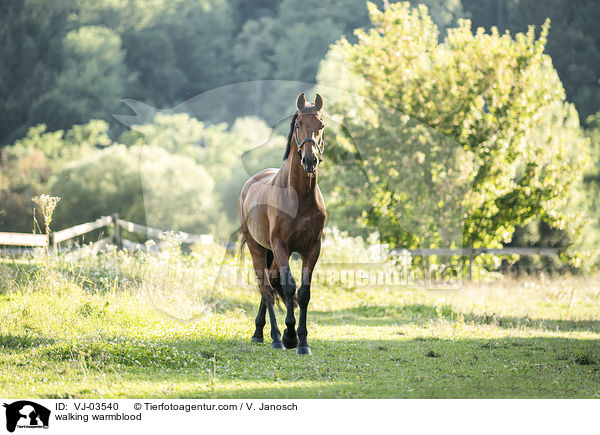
[283,111,298,161]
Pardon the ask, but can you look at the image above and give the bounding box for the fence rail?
[53,216,113,244]
[0,232,47,247]
[395,246,561,280]
[401,247,559,257]
[115,219,213,245]
[0,214,212,253]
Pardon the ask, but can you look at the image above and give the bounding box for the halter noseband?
[294,121,324,162]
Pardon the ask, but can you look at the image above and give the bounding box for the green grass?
[1,248,600,398]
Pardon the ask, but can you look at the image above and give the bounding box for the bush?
[50,145,218,234]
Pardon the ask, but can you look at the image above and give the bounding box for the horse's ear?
[314,93,323,111]
[296,92,306,110]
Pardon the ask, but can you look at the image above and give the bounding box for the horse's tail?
[267,249,297,308]
[238,233,247,264]
[267,249,284,305]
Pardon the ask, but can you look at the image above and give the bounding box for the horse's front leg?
[297,241,321,355]
[272,239,298,349]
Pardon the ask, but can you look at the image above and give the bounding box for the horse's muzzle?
[302,156,318,174]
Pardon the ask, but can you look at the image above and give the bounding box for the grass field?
[1,242,600,399]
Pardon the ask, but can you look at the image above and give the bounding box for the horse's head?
[293,92,325,174]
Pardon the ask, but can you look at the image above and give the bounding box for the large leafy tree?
[0,0,79,144]
[29,26,130,131]
[581,113,600,249]
[462,0,600,122]
[317,2,587,249]
[231,0,464,121]
[121,0,236,107]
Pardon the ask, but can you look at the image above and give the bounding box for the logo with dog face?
[3,401,50,432]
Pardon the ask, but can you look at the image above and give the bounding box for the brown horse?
[239,92,326,355]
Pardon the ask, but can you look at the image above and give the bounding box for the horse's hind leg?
[251,250,275,344]
[245,237,283,348]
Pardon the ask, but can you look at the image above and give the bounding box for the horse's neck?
[281,152,318,198]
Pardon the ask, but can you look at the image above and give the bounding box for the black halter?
[293,122,324,162]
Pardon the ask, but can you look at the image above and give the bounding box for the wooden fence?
[0,215,561,279]
[0,214,213,254]
[395,246,560,280]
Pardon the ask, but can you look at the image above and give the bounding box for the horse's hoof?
[251,336,264,344]
[282,329,298,349]
[296,346,312,355]
[271,341,284,349]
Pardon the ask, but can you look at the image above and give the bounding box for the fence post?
[112,213,122,249]
[467,243,474,282]
[48,231,56,253]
